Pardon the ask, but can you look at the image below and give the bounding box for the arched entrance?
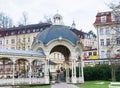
[50,45,71,83]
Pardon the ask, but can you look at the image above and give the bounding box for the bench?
[109,82,120,88]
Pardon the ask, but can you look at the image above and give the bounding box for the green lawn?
[20,81,110,88]
[76,81,110,88]
[29,86,50,88]
[20,85,50,88]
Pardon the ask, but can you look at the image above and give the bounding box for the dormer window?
[11,31,15,35]
[101,16,106,22]
[22,30,25,34]
[33,29,36,32]
[27,29,30,33]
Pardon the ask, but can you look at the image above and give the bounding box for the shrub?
[83,65,111,81]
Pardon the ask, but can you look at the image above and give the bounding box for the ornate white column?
[80,53,84,83]
[12,59,15,85]
[79,61,81,77]
[29,59,32,84]
[44,56,49,84]
[65,63,70,83]
[71,57,77,83]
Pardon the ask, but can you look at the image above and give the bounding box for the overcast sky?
[0,0,117,33]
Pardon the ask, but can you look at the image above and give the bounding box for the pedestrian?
[56,69,60,83]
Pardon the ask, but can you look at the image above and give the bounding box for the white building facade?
[94,9,120,59]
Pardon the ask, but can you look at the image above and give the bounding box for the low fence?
[0,78,45,86]
[109,82,120,88]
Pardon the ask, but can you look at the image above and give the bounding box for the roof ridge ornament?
[58,36,62,41]
[53,11,64,25]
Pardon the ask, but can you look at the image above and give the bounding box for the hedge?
[83,65,111,81]
[64,64,120,81]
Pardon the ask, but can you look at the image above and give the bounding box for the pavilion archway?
[49,45,71,83]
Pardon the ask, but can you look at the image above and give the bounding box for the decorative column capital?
[12,58,16,64]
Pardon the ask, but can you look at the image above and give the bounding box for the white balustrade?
[0,78,45,85]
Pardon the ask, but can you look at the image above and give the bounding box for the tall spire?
[71,20,76,29]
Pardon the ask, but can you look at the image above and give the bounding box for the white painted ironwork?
[0,78,45,85]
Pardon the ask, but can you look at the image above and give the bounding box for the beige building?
[94,6,120,59]
[82,31,98,59]
[3,23,51,50]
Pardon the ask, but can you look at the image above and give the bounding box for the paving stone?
[51,83,79,88]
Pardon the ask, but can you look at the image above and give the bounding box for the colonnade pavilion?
[0,13,84,85]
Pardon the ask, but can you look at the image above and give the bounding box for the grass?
[111,84,120,86]
[20,85,50,88]
[20,80,110,88]
[76,80,110,88]
[29,86,50,88]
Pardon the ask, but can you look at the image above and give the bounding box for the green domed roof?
[34,25,79,45]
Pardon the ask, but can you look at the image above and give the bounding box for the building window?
[107,50,111,55]
[106,27,110,34]
[100,39,104,46]
[93,52,97,55]
[18,38,21,43]
[23,38,25,42]
[114,15,120,21]
[33,29,36,32]
[54,53,56,59]
[18,47,20,50]
[36,29,39,32]
[100,28,104,35]
[0,41,2,45]
[101,16,106,22]
[58,53,59,59]
[6,40,8,44]
[89,52,92,56]
[11,39,15,44]
[11,31,15,35]
[18,31,20,34]
[106,38,110,46]
[115,26,120,32]
[28,37,30,42]
[22,30,25,34]
[23,47,25,50]
[117,50,120,54]
[28,46,30,50]
[101,51,105,59]
[33,37,35,40]
[117,38,120,45]
[27,29,30,33]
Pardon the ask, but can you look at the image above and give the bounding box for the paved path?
[51,83,79,88]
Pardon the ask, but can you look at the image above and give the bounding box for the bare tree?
[106,2,120,81]
[18,11,28,26]
[17,11,29,51]
[22,11,28,26]
[0,12,13,28]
